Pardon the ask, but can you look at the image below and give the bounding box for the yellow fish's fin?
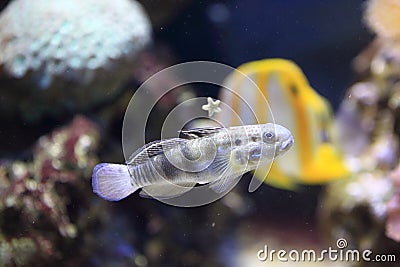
[300,143,350,184]
[253,162,298,191]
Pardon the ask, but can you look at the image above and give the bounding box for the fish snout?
[273,124,294,154]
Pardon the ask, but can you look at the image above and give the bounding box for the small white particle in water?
[211,222,216,227]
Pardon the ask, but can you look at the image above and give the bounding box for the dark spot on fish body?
[160,156,182,181]
[290,85,299,96]
[235,139,241,146]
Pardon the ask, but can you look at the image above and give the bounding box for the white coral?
[0,0,151,87]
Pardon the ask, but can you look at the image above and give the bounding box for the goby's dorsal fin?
[179,127,223,139]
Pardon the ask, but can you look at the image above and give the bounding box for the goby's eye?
[263,131,275,143]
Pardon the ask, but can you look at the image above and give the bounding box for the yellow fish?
[216,59,349,189]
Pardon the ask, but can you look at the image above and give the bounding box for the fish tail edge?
[92,163,136,201]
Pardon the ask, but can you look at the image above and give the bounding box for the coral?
[321,172,393,242]
[365,0,400,39]
[0,116,104,266]
[386,165,400,242]
[0,0,150,83]
[0,0,151,120]
[319,4,400,264]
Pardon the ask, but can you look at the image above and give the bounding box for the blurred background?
[3,0,400,267]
